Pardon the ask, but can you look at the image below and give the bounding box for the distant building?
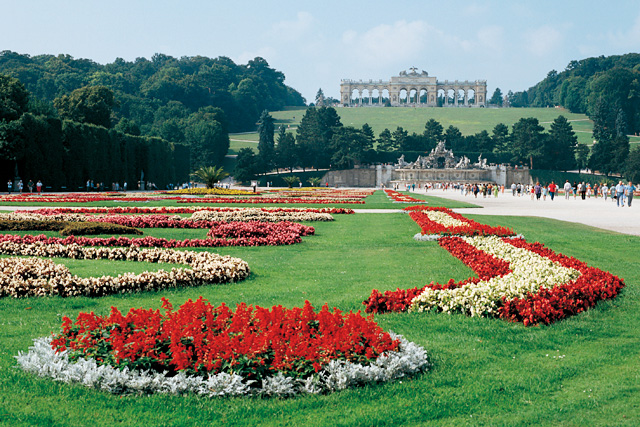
[340,67,487,107]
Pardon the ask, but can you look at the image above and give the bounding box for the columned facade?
[340,68,487,107]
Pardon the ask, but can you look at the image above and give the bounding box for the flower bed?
[4,211,328,228]
[16,298,429,396]
[0,220,313,248]
[0,244,249,297]
[364,210,625,325]
[167,188,258,196]
[0,193,182,203]
[384,189,425,204]
[177,197,365,205]
[405,205,515,237]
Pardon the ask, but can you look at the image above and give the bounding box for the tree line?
[233,107,601,183]
[0,74,189,189]
[0,51,305,171]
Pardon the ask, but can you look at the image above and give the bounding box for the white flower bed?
[0,241,250,297]
[424,211,468,228]
[16,333,429,397]
[409,235,580,317]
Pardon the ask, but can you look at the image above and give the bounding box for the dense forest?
[0,51,305,181]
[507,53,640,134]
[0,51,305,134]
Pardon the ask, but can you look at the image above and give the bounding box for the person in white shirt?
[563,180,572,200]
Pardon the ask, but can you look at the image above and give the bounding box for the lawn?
[0,198,638,426]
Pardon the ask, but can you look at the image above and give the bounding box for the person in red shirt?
[548,181,557,201]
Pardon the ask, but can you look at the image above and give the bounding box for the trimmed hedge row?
[0,220,142,236]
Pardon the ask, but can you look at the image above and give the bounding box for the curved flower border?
[0,241,249,297]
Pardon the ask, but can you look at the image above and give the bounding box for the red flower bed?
[384,189,424,203]
[51,297,399,381]
[0,220,314,248]
[499,238,625,326]
[404,205,515,237]
[0,193,181,203]
[363,236,512,313]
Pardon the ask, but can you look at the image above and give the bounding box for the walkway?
[422,188,640,236]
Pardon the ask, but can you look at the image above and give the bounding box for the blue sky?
[3,0,640,102]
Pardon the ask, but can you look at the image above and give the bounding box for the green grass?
[266,106,640,147]
[1,204,639,426]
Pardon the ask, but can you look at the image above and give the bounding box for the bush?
[60,222,142,236]
[0,220,67,232]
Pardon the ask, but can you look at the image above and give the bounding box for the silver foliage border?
[15,333,430,397]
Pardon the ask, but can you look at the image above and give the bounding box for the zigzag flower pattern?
[364,209,625,325]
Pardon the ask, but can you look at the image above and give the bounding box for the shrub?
[59,222,142,236]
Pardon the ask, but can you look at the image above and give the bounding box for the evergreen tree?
[547,115,578,170]
[233,147,256,184]
[491,123,510,153]
[489,88,503,106]
[510,117,545,168]
[275,126,297,172]
[256,109,275,174]
[376,128,396,152]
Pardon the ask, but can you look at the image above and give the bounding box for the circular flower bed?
[16,298,430,396]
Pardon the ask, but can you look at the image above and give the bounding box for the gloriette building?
[340,67,487,107]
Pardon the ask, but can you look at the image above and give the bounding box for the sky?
[3,0,640,103]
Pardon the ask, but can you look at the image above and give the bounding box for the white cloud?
[269,11,314,39]
[607,12,640,50]
[340,20,441,67]
[232,46,277,65]
[476,26,505,54]
[524,26,563,57]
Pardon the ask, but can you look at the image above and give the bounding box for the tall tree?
[256,109,275,174]
[546,115,578,170]
[376,128,396,152]
[53,85,116,128]
[510,117,545,168]
[0,74,29,121]
[330,126,372,169]
[315,88,325,106]
[275,126,297,172]
[444,125,463,151]
[491,123,510,153]
[423,118,444,144]
[233,147,256,184]
[489,88,503,106]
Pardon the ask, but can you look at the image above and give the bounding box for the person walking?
[602,183,609,201]
[36,180,42,195]
[616,181,625,207]
[625,181,636,207]
[28,179,34,193]
[7,180,12,194]
[563,180,571,200]
[548,181,557,201]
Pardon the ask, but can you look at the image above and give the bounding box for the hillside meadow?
[231,106,640,151]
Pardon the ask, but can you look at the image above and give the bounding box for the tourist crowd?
[398,180,637,207]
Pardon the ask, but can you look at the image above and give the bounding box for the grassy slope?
[266,107,640,147]
[0,203,639,426]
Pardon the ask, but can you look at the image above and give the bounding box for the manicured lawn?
[0,205,638,426]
